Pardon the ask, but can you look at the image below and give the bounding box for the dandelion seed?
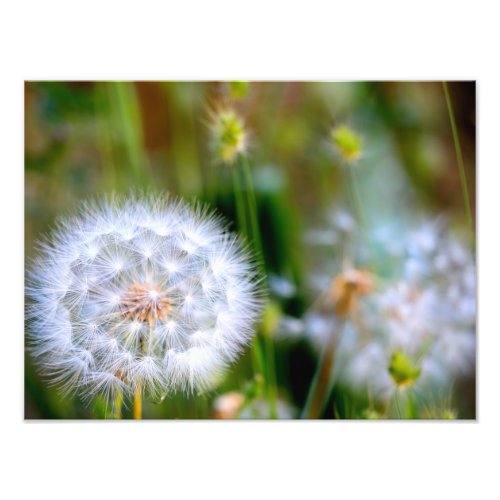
[26,194,263,407]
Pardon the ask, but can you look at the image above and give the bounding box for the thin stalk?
[252,335,266,378]
[301,321,343,419]
[114,391,123,419]
[109,81,150,188]
[347,164,366,228]
[263,334,279,419]
[405,388,416,419]
[233,162,265,397]
[133,386,142,420]
[232,155,278,418]
[95,83,118,191]
[240,156,279,418]
[240,156,265,259]
[241,156,278,418]
[442,82,474,236]
[394,389,402,419]
[231,164,249,237]
[231,160,266,399]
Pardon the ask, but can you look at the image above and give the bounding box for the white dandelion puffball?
[26,194,263,403]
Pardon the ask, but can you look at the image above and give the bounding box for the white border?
[2,1,499,499]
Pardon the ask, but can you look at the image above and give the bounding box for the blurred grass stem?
[240,156,265,260]
[442,82,474,237]
[301,321,343,419]
[231,165,249,237]
[232,154,278,418]
[394,389,402,419]
[113,82,148,185]
[114,391,123,419]
[347,164,366,228]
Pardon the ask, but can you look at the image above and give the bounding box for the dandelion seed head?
[302,209,476,400]
[26,194,263,403]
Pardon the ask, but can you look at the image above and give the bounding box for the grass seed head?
[210,108,248,164]
[331,125,362,161]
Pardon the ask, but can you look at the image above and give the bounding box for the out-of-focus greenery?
[25,81,476,419]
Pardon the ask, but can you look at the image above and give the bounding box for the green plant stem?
[244,161,279,418]
[442,81,474,237]
[104,81,153,190]
[232,155,278,418]
[239,157,279,418]
[347,164,366,228]
[240,156,265,261]
[231,162,267,391]
[405,388,417,419]
[95,84,118,191]
[394,389,403,419]
[231,165,249,237]
[114,391,123,419]
[301,321,343,419]
[263,333,279,418]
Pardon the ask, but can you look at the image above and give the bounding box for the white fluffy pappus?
[26,194,263,404]
[296,210,476,403]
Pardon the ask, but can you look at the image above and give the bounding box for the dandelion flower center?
[120,283,172,322]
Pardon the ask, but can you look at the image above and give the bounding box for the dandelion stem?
[133,386,142,420]
[301,321,343,419]
[442,81,474,236]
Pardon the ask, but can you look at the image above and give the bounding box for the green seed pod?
[331,125,362,160]
[228,81,250,99]
[388,349,421,387]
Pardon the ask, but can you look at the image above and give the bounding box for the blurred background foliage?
[25,81,475,419]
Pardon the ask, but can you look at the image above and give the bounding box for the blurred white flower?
[268,274,296,299]
[300,209,476,401]
[304,207,357,250]
[212,391,297,419]
[26,194,263,404]
[212,391,246,419]
[377,282,438,351]
[238,397,297,419]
